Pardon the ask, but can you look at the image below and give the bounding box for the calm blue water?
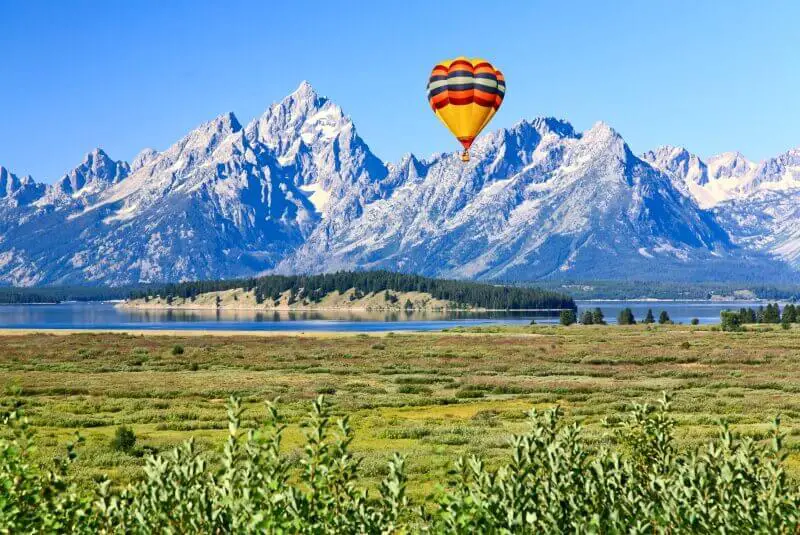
[0,300,762,332]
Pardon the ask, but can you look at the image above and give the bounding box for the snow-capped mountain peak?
[644,143,800,208]
[706,151,754,181]
[246,81,348,156]
[0,82,798,286]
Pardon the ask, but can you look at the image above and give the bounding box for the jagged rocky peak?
[158,112,243,165]
[0,165,21,197]
[131,148,159,172]
[747,148,800,190]
[641,145,708,185]
[563,121,632,171]
[0,166,45,204]
[55,148,130,195]
[706,151,754,181]
[245,81,351,153]
[581,121,625,148]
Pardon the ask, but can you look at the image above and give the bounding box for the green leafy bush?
[109,425,136,453]
[721,310,743,332]
[2,394,799,532]
[171,344,184,355]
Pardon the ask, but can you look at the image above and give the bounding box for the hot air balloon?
[426,57,505,162]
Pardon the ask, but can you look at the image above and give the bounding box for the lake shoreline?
[0,327,399,337]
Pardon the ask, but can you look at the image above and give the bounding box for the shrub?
[690,317,700,325]
[559,309,576,326]
[721,310,743,332]
[2,395,800,532]
[171,345,184,355]
[455,389,485,399]
[109,425,136,453]
[397,384,431,394]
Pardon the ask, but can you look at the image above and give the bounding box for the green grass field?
[3,324,800,495]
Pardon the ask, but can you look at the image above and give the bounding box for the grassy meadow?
[3,324,800,495]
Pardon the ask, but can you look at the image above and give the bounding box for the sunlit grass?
[2,323,800,494]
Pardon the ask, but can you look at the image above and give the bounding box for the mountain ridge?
[0,82,797,286]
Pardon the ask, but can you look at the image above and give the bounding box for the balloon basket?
[460,150,470,162]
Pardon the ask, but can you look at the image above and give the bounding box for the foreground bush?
[2,394,799,533]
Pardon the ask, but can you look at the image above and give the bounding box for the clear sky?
[2,0,800,182]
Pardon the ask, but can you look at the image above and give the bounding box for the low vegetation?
[3,323,800,529]
[3,393,799,532]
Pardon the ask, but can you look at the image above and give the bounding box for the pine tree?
[763,303,780,324]
[560,309,577,326]
[618,308,636,325]
[580,310,594,325]
[658,310,671,324]
[592,307,606,325]
[783,304,797,323]
[644,309,655,324]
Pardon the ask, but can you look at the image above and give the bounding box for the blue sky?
[2,0,800,182]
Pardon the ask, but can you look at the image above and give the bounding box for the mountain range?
[1,82,797,286]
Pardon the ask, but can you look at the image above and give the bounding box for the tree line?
[528,280,800,301]
[0,286,135,304]
[558,307,676,326]
[721,303,799,331]
[131,271,576,311]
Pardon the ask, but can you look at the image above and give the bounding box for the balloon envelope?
[426,57,505,158]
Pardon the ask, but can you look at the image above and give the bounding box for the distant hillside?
[0,285,135,304]
[530,280,800,301]
[129,271,575,311]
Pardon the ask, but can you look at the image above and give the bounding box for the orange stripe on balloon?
[449,60,474,73]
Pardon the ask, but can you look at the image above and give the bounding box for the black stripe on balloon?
[444,83,500,95]
[428,75,447,83]
[446,70,475,79]
[427,86,448,97]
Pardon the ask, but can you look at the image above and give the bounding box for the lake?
[0,300,765,332]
